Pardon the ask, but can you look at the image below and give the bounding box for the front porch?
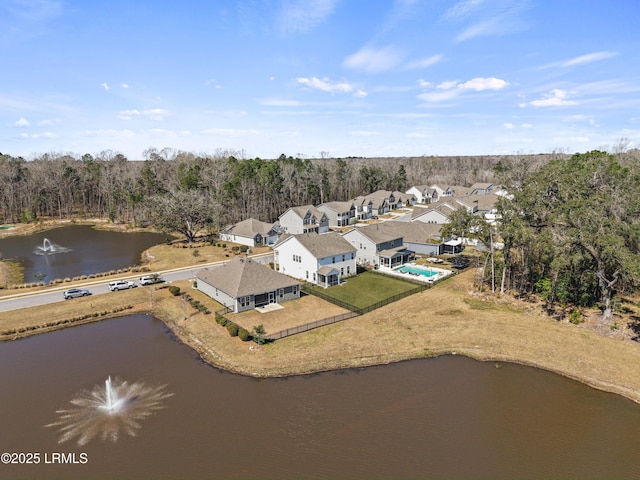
[317,265,340,288]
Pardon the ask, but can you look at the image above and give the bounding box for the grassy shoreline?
[2,220,640,405]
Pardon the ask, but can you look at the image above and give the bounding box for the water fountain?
[47,376,172,446]
[33,238,71,255]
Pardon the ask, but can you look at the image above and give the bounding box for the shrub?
[568,309,583,325]
[226,322,239,337]
[215,314,228,326]
[168,285,181,296]
[238,328,251,342]
[240,245,249,253]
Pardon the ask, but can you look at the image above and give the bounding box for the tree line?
[0,147,557,228]
[442,149,640,321]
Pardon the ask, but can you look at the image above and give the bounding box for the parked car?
[63,288,91,299]
[139,274,163,286]
[108,280,135,291]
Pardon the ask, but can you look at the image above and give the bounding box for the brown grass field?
[2,220,640,405]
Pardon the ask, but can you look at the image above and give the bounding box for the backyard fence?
[265,311,359,340]
[301,283,428,315]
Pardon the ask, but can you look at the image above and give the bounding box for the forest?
[1,146,639,320]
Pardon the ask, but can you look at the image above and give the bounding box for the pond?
[0,225,169,283]
[2,314,640,479]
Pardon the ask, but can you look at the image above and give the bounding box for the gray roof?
[277,231,356,258]
[346,223,404,244]
[317,200,354,213]
[196,256,299,298]
[287,205,327,221]
[379,221,442,243]
[221,218,277,237]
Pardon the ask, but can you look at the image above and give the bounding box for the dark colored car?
[63,288,91,299]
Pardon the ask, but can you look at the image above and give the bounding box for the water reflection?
[46,376,172,446]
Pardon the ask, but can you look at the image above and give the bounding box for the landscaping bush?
[215,314,228,326]
[240,245,249,253]
[226,322,239,337]
[168,285,181,296]
[238,328,251,342]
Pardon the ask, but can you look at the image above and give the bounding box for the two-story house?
[406,185,436,204]
[278,206,329,235]
[342,223,410,268]
[274,232,356,287]
[316,201,356,228]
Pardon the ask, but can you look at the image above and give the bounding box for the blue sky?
[1,0,639,160]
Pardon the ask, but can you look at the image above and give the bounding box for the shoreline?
[2,220,640,405]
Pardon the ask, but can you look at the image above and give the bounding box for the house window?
[313,273,316,281]
[306,271,309,279]
[278,288,284,298]
[293,285,299,295]
[341,267,344,276]
[332,256,336,264]
[351,252,355,259]
[240,296,250,308]
[347,266,350,274]
[342,254,345,261]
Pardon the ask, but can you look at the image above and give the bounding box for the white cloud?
[503,122,514,129]
[297,76,365,97]
[442,0,484,20]
[418,76,508,103]
[343,46,404,74]
[13,117,30,127]
[118,108,169,121]
[459,77,509,91]
[405,54,444,70]
[557,51,619,68]
[437,80,459,90]
[121,83,130,89]
[278,0,338,35]
[100,82,111,91]
[525,89,577,107]
[521,123,533,128]
[417,79,432,88]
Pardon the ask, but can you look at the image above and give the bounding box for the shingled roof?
[221,218,277,237]
[276,231,355,258]
[196,256,299,298]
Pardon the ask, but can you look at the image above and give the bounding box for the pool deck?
[378,263,453,283]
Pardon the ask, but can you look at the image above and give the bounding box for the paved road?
[0,252,274,313]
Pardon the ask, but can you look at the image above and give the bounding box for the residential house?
[316,200,356,228]
[274,232,357,287]
[378,221,445,256]
[469,182,494,195]
[278,205,329,235]
[410,202,457,224]
[196,256,300,313]
[430,185,456,198]
[352,196,374,220]
[342,223,411,268]
[219,218,282,247]
[361,191,390,216]
[406,185,436,204]
[392,191,417,207]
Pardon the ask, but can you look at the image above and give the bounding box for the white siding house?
[316,201,356,227]
[219,218,281,247]
[278,206,329,234]
[274,232,356,287]
[342,224,410,268]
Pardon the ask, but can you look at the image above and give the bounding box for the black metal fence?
[265,311,359,340]
[301,283,428,315]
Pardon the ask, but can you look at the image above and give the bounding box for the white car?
[139,275,162,286]
[108,280,135,291]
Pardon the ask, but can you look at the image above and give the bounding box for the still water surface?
[0,225,168,282]
[2,314,640,479]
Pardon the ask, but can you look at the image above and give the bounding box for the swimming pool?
[394,264,439,278]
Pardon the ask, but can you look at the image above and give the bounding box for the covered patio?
[317,265,340,288]
[378,247,412,268]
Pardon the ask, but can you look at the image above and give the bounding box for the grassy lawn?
[308,271,421,309]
